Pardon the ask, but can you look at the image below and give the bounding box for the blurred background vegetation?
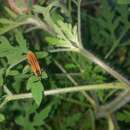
[0,0,130,130]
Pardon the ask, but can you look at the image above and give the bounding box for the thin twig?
[96,89,130,118]
[0,82,127,109]
[54,60,96,108]
[77,0,83,48]
[49,48,79,53]
[107,114,114,130]
[53,72,82,77]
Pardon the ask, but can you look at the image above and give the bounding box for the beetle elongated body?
[27,51,41,77]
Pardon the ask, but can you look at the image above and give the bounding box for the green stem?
[77,47,130,118]
[0,82,127,109]
[96,89,130,118]
[77,0,83,47]
[107,114,114,130]
[3,85,13,95]
[26,18,55,35]
[49,48,79,53]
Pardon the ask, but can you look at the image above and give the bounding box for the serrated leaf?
[46,36,70,47]
[0,15,29,35]
[57,20,74,40]
[0,22,23,35]
[0,35,27,64]
[15,30,28,52]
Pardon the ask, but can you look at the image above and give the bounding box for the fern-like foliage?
[88,0,130,59]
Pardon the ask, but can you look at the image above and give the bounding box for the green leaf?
[0,18,14,24]
[0,113,5,122]
[36,51,48,59]
[0,14,29,35]
[27,76,44,105]
[31,85,43,106]
[41,71,48,79]
[46,36,70,47]
[33,104,52,126]
[22,65,30,74]
[0,22,24,35]
[33,5,46,14]
[7,70,19,76]
[0,35,27,64]
[117,111,130,123]
[15,116,25,126]
[27,76,39,90]
[15,30,28,52]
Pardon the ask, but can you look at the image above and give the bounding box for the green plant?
[0,0,130,130]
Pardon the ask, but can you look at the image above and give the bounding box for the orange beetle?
[27,51,41,77]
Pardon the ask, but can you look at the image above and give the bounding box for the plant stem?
[107,114,114,130]
[77,0,83,48]
[0,82,127,109]
[77,47,130,118]
[26,18,55,35]
[96,89,130,118]
[89,109,96,130]
[49,48,79,53]
[78,47,130,86]
[3,85,13,95]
